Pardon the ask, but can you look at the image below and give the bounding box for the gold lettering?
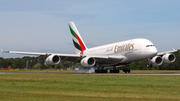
[114,43,134,53]
[105,47,113,52]
[114,45,118,53]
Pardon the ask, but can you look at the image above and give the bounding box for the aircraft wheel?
[123,68,130,73]
[128,69,130,73]
[110,70,119,73]
[95,69,107,73]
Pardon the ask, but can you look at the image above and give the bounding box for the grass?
[0,69,74,73]
[1,69,180,73]
[130,70,180,73]
[0,73,180,101]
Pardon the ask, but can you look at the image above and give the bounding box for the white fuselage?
[83,38,158,66]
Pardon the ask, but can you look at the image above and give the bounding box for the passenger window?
[146,45,154,47]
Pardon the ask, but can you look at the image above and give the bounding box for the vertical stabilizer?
[68,22,87,54]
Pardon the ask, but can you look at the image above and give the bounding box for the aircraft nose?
[151,47,158,56]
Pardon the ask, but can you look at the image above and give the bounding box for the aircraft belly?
[97,56,129,67]
[126,52,149,62]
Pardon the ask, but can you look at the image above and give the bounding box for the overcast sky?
[0,0,180,58]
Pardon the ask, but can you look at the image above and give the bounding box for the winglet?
[0,49,2,54]
[172,47,177,51]
[1,50,10,53]
[157,48,178,56]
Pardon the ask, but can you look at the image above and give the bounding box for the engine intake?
[45,54,61,65]
[162,53,176,63]
[80,57,96,67]
[151,56,163,66]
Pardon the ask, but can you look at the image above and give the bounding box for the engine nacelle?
[162,53,176,63]
[151,56,163,66]
[45,54,61,65]
[80,57,96,67]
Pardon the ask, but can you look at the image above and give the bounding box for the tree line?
[0,50,180,70]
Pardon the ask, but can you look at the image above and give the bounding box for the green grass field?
[1,69,180,73]
[0,72,180,101]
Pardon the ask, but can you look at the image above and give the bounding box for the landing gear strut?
[147,64,153,68]
[147,58,153,68]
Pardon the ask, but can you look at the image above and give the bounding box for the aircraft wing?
[2,50,82,62]
[157,48,178,56]
[1,50,124,63]
[2,50,81,57]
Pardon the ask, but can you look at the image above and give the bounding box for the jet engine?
[162,53,176,63]
[45,54,61,65]
[151,56,163,66]
[80,57,96,67]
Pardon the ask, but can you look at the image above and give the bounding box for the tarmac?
[1,72,180,75]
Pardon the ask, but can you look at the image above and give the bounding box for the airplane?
[1,22,178,73]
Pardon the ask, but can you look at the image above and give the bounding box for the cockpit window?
[146,45,154,47]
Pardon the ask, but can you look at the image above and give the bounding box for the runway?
[1,72,180,75]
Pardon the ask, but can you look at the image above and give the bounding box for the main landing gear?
[95,67,108,73]
[122,67,130,73]
[110,66,119,73]
[95,69,108,73]
[94,66,131,73]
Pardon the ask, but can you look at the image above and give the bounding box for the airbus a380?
[2,22,177,73]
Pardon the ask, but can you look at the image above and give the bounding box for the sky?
[0,0,180,58]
